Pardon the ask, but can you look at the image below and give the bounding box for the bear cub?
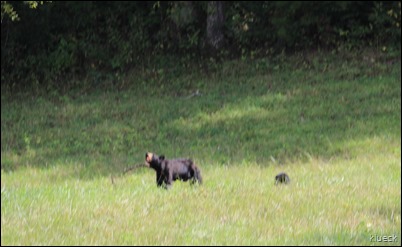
[275,172,290,185]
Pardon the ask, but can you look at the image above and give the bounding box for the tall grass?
[1,50,401,245]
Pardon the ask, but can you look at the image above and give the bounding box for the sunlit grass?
[1,51,401,245]
[1,150,400,245]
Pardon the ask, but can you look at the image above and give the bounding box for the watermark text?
[370,234,398,243]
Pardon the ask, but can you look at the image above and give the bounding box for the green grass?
[1,50,401,245]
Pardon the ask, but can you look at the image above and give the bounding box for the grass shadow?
[1,52,401,180]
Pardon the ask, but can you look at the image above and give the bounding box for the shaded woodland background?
[1,1,400,92]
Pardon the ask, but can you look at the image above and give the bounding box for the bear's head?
[145,152,165,168]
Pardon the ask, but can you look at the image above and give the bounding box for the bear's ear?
[159,155,165,160]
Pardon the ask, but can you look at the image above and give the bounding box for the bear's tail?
[194,165,203,185]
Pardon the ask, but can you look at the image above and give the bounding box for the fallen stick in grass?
[110,163,148,185]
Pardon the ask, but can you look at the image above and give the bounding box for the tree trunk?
[206,1,224,51]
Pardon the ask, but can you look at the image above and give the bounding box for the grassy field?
[1,51,401,245]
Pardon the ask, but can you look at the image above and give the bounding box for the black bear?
[275,172,290,185]
[145,152,202,189]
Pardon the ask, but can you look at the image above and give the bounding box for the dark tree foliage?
[1,1,400,88]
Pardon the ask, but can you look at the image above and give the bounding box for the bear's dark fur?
[275,172,290,185]
[145,152,202,188]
